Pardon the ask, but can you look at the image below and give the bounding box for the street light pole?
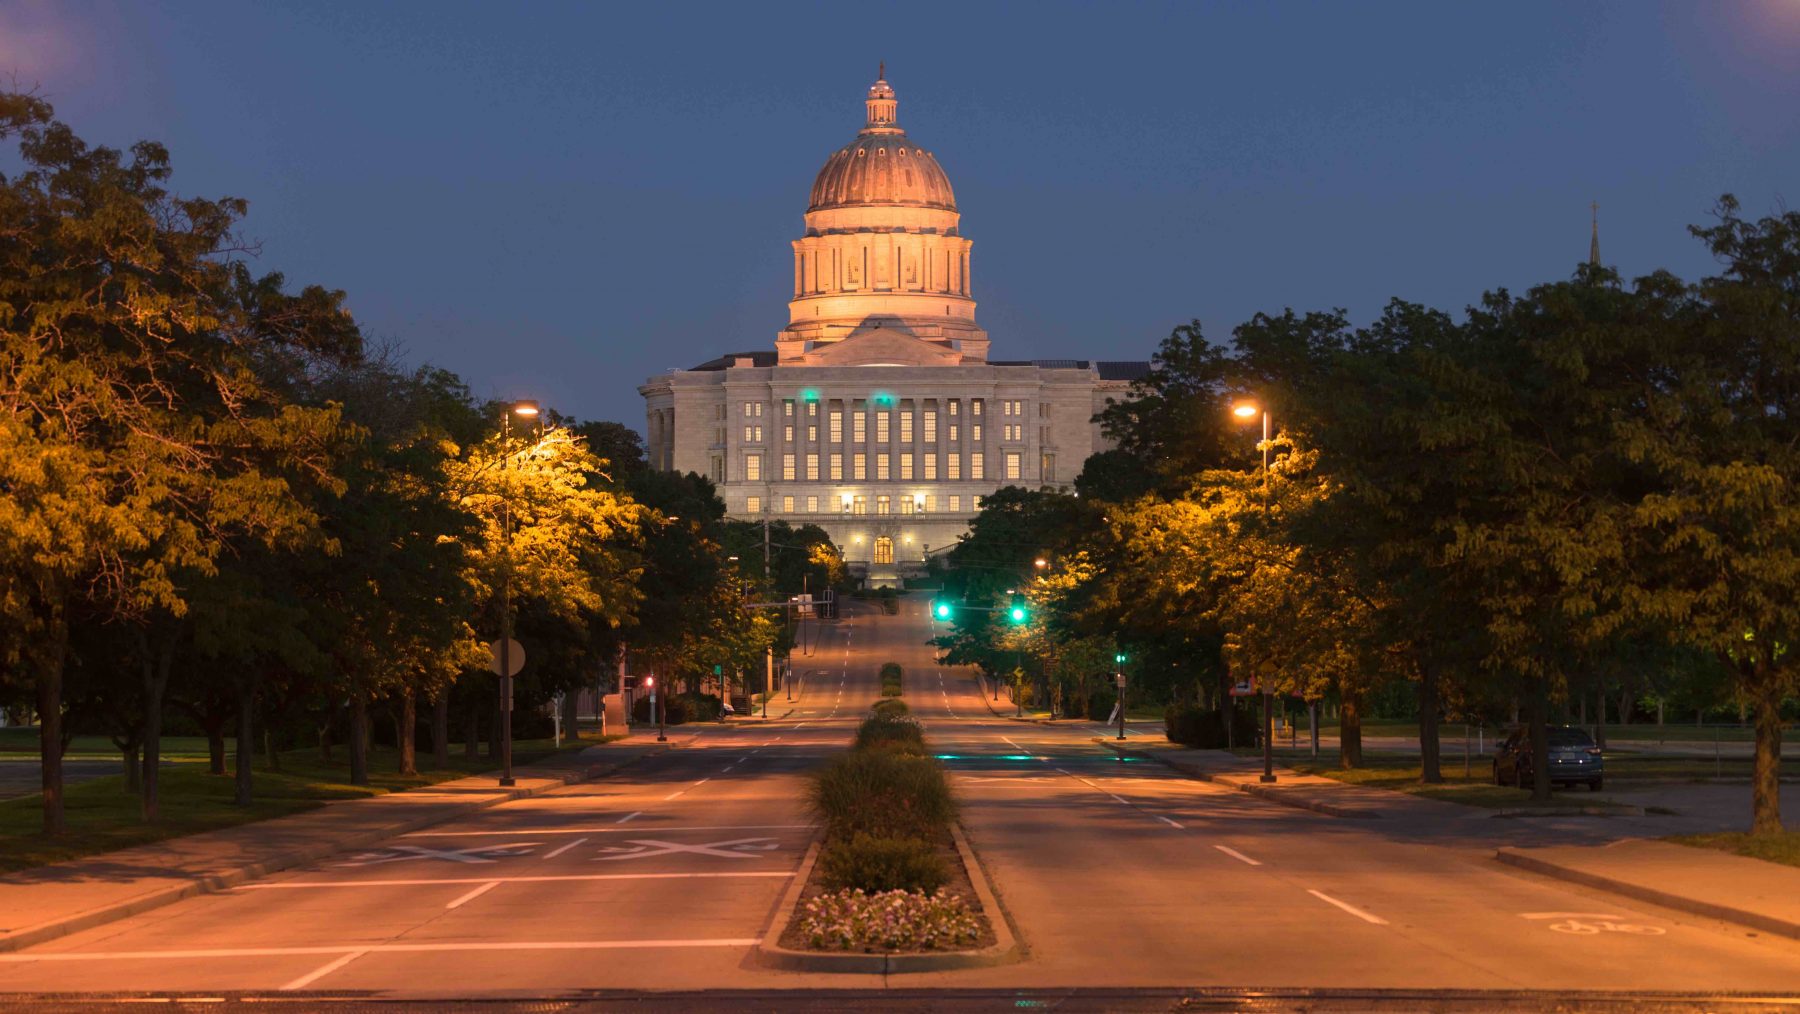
[1235,402,1277,785]
[764,518,772,719]
[496,400,539,788]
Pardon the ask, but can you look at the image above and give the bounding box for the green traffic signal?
[1114,653,1127,664]
[933,601,952,620]
[1009,605,1028,624]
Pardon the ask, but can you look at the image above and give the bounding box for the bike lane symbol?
[335,843,544,867]
[1520,912,1666,936]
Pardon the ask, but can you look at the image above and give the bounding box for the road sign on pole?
[487,639,525,678]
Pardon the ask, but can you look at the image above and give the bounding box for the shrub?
[817,832,949,893]
[631,693,692,726]
[870,698,910,718]
[798,888,981,952]
[879,661,903,697]
[677,692,724,722]
[809,749,955,840]
[1164,702,1259,748]
[855,713,925,754]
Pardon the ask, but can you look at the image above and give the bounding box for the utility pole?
[763,518,772,719]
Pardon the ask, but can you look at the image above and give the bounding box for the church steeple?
[865,65,897,129]
[1589,200,1601,267]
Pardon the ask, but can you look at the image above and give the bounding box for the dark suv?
[1493,727,1604,791]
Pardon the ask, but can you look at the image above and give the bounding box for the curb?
[1095,739,1380,819]
[753,822,1022,974]
[1493,847,1800,942]
[1491,804,1646,818]
[0,742,674,954]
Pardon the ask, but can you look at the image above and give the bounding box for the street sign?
[487,639,525,677]
[1115,673,1127,688]
[1229,678,1257,697]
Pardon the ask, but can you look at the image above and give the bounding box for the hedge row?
[879,662,903,697]
[807,701,954,893]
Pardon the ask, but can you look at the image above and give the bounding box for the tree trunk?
[561,690,579,743]
[1529,677,1552,803]
[398,688,418,776]
[348,694,369,786]
[233,678,255,806]
[1750,663,1785,837]
[318,701,335,764]
[1418,663,1442,785]
[38,607,68,836]
[264,726,281,772]
[205,717,227,776]
[1594,679,1607,750]
[121,744,141,794]
[139,631,176,823]
[1339,693,1363,769]
[432,691,451,769]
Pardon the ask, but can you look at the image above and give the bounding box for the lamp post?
[647,675,664,742]
[1115,653,1128,741]
[497,399,539,787]
[1233,402,1277,785]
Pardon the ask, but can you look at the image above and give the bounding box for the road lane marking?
[663,789,687,800]
[543,837,588,859]
[1307,889,1388,925]
[335,843,541,866]
[279,949,367,990]
[444,880,501,909]
[692,777,710,787]
[1156,815,1184,828]
[617,812,642,824]
[237,872,795,890]
[1213,845,1261,866]
[4,940,769,965]
[595,837,781,860]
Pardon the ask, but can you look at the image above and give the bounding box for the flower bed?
[797,887,983,951]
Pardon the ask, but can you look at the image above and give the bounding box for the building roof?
[686,351,779,371]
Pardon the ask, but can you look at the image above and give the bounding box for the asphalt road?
[0,595,1796,1005]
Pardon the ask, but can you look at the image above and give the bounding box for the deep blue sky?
[5,1,1798,430]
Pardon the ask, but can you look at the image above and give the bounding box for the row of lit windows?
[743,493,986,515]
[746,450,1024,482]
[744,418,987,446]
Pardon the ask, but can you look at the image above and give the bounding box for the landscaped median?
[755,699,1018,973]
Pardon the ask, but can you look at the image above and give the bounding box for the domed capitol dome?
[778,68,988,363]
[807,75,956,213]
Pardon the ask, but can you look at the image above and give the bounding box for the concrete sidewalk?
[1497,839,1800,942]
[0,735,684,953]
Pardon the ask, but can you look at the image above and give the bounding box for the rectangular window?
[854,453,867,480]
[1005,451,1021,480]
[900,453,914,480]
[806,495,818,513]
[949,494,961,512]
[876,495,891,515]
[924,411,937,442]
[949,423,959,442]
[806,453,819,480]
[854,411,866,442]
[925,494,937,512]
[947,454,961,480]
[949,399,960,417]
[784,425,794,442]
[745,455,762,481]
[744,402,754,417]
[973,424,983,442]
[924,454,937,480]
[784,400,794,417]
[782,495,794,512]
[971,453,985,480]
[973,495,983,511]
[900,412,913,442]
[756,402,764,417]
[853,495,867,515]
[807,425,818,441]
[782,454,796,481]
[830,410,843,442]
[830,453,843,480]
[1041,453,1055,482]
[876,412,890,442]
[808,401,818,418]
[900,495,914,515]
[876,453,890,480]
[747,496,762,513]
[972,399,983,417]
[710,455,723,483]
[743,425,753,442]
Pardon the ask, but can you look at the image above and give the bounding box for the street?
[0,595,1795,1002]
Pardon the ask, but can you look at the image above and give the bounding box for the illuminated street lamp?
[1232,401,1277,785]
[496,399,540,787]
[1115,652,1128,741]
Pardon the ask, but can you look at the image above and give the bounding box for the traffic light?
[933,600,953,620]
[1114,653,1127,665]
[1008,596,1028,624]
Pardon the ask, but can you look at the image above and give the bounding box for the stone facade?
[640,70,1148,585]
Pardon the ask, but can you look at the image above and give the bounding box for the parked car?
[1493,726,1605,791]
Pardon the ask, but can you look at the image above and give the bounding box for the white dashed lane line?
[1214,845,1261,866]
[1308,889,1388,925]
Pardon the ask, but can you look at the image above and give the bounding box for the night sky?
[5,1,1798,430]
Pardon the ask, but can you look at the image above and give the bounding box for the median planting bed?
[778,700,997,954]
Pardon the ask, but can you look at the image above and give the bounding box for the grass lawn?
[1355,719,1771,744]
[1272,751,1628,810]
[1670,831,1800,869]
[0,729,213,761]
[0,734,606,874]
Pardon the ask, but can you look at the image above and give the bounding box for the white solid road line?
[401,823,813,839]
[444,880,501,909]
[1156,815,1184,829]
[1213,845,1261,866]
[280,949,367,991]
[237,872,796,891]
[5,939,767,966]
[543,837,588,859]
[1307,888,1389,925]
[616,812,642,824]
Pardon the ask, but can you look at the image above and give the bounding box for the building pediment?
[792,325,965,367]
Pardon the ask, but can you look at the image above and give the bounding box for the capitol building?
[640,70,1146,585]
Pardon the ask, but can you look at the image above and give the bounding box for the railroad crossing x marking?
[594,837,781,861]
[334,843,543,867]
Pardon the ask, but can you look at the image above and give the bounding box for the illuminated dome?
[808,74,956,212]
